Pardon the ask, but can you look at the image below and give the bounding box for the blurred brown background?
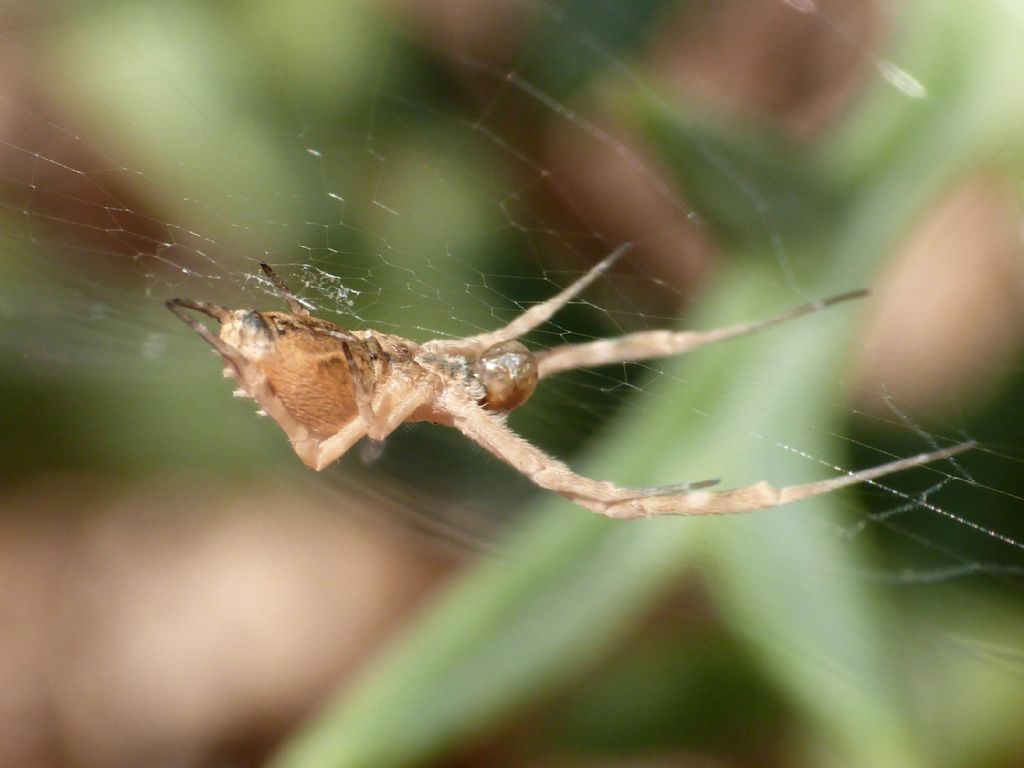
[2,1,1023,767]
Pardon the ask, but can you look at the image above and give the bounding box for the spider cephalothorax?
[168,246,971,519]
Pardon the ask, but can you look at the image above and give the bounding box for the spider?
[167,245,971,519]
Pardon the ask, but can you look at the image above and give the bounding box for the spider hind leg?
[631,477,721,497]
[260,262,310,316]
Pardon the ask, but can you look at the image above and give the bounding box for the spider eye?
[473,340,538,412]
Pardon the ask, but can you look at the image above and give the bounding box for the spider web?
[2,0,1024,751]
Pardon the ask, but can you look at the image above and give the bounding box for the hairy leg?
[305,376,441,469]
[364,377,441,441]
[425,243,631,357]
[446,387,973,519]
[260,262,310,316]
[535,289,867,379]
[444,391,716,506]
[299,418,369,470]
[598,442,973,518]
[339,337,376,425]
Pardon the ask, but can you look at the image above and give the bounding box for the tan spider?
[167,245,971,519]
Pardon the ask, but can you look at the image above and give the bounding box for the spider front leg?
[443,389,973,519]
[443,390,716,511]
[534,289,867,379]
[613,442,975,517]
[425,243,631,357]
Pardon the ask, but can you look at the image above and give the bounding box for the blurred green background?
[2,1,1024,767]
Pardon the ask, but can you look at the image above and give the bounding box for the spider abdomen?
[472,340,538,412]
[260,352,362,436]
[244,313,419,437]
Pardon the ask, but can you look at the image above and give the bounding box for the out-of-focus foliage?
[2,1,1024,767]
[274,2,1024,768]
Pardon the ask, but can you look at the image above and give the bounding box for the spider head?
[166,299,275,360]
[473,340,538,412]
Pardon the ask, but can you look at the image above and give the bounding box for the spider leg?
[339,337,376,425]
[365,376,441,441]
[535,289,868,379]
[298,418,369,471]
[445,389,974,518]
[292,355,440,469]
[600,441,975,519]
[298,377,441,470]
[260,262,310,316]
[425,243,632,357]
[444,390,718,508]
